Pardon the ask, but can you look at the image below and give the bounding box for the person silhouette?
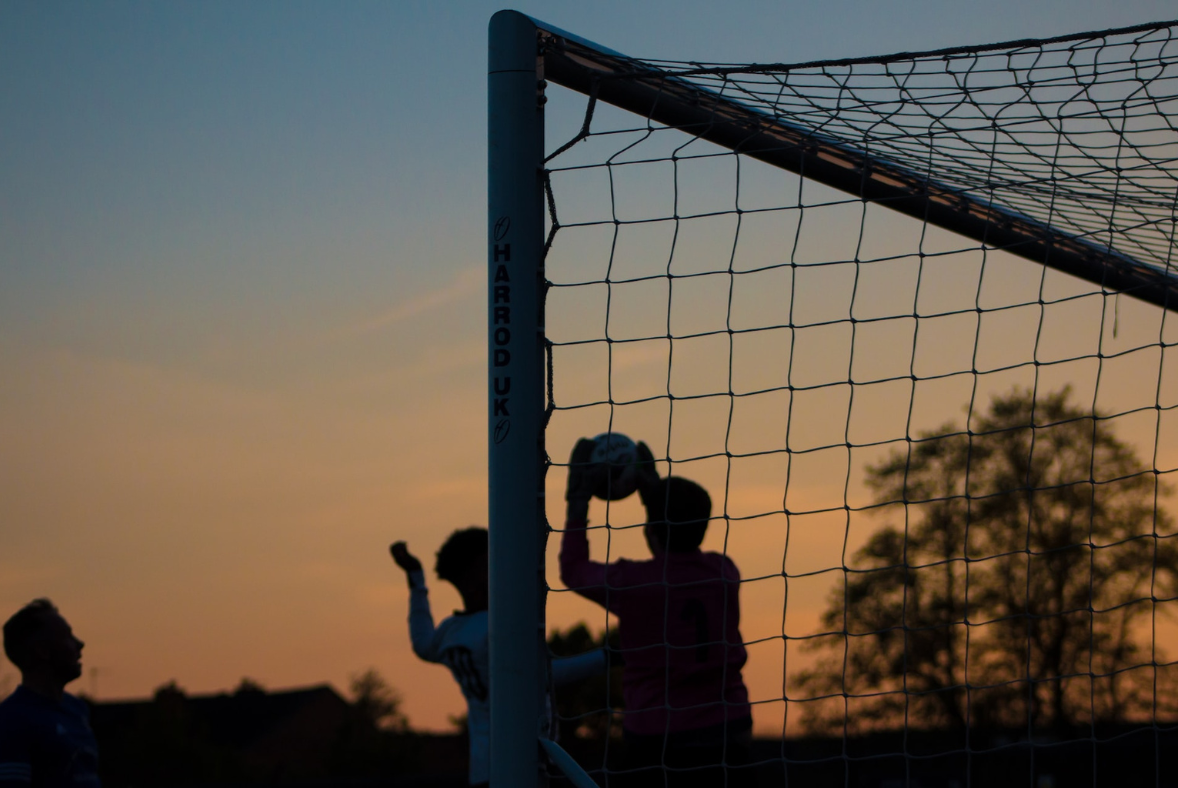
[391,528,603,787]
[560,439,754,787]
[0,599,100,787]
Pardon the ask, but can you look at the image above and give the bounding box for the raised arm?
[390,542,444,663]
[559,438,612,606]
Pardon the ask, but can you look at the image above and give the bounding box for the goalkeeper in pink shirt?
[560,439,754,787]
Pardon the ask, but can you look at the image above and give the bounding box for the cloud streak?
[332,267,482,341]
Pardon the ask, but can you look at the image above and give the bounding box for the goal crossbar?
[533,16,1178,311]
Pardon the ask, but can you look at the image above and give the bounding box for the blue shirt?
[0,686,100,787]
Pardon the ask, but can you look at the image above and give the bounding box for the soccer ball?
[590,432,641,500]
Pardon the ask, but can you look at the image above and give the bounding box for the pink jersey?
[560,518,751,736]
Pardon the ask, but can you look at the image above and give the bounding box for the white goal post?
[487,11,549,788]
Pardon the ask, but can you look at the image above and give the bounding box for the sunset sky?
[3,0,1176,734]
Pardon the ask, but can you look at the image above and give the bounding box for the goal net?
[490,14,1178,786]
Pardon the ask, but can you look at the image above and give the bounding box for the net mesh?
[540,20,1178,785]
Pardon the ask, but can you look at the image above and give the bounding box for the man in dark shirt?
[0,599,100,787]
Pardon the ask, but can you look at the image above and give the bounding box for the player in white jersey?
[391,528,603,787]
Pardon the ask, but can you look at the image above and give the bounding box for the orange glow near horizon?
[5,209,1178,736]
[4,266,1178,736]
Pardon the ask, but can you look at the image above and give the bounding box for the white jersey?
[407,570,491,785]
[406,570,607,784]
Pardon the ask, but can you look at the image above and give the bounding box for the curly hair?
[435,527,488,584]
[3,598,59,671]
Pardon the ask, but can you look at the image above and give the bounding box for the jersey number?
[444,646,488,701]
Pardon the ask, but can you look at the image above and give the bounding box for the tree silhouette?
[333,668,413,776]
[349,667,408,732]
[794,387,1178,733]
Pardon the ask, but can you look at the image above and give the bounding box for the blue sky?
[1,0,1174,731]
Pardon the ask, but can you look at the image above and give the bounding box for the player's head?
[642,476,711,554]
[436,527,489,587]
[3,598,84,683]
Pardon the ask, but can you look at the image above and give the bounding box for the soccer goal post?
[490,10,1178,786]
